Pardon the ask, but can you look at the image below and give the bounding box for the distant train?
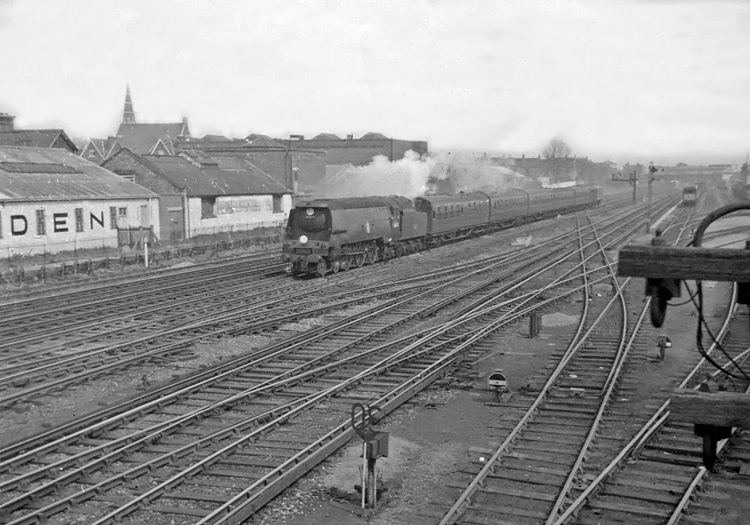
[681,186,698,207]
[281,186,602,277]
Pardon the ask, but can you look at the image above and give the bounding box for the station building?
[0,146,159,258]
[102,149,292,240]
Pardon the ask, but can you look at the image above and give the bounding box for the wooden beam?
[617,245,750,281]
[669,388,750,428]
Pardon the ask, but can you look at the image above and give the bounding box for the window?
[201,197,216,219]
[0,213,3,239]
[36,209,46,236]
[272,195,282,213]
[75,208,84,233]
[118,207,127,217]
[110,207,117,229]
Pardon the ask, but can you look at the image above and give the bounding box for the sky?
[1,0,749,166]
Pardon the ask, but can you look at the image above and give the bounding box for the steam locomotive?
[281,186,602,277]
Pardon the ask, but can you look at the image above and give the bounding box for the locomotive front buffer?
[617,203,750,470]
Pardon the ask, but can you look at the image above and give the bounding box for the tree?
[542,138,572,181]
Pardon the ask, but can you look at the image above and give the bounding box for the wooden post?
[617,245,750,281]
[670,389,750,428]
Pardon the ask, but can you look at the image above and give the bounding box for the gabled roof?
[0,146,156,200]
[81,137,121,161]
[142,154,291,197]
[311,133,343,141]
[0,129,79,153]
[116,122,189,155]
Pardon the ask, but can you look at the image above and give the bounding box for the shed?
[0,146,159,258]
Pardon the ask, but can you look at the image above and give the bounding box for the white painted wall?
[186,194,292,238]
[0,198,160,258]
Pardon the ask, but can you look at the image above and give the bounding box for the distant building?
[0,146,159,258]
[102,148,292,240]
[79,137,123,164]
[661,164,731,183]
[494,155,576,182]
[178,135,326,195]
[0,113,79,153]
[281,132,429,167]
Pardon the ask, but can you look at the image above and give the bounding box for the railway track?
[0,194,700,524]
[431,191,749,525]
[0,199,675,524]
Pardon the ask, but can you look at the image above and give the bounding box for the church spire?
[122,85,136,125]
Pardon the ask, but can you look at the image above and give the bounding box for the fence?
[0,223,285,287]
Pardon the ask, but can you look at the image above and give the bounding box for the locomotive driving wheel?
[331,260,340,274]
[315,259,328,277]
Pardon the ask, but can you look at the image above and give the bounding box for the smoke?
[314,151,532,199]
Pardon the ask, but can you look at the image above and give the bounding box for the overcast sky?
[1,0,749,165]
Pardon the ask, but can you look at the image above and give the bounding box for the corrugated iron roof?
[143,154,291,197]
[0,146,157,200]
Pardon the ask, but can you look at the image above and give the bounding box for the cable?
[687,279,750,381]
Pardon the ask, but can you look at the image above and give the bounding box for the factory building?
[102,149,292,240]
[284,132,429,166]
[0,146,159,258]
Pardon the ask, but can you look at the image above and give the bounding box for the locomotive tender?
[281,186,601,277]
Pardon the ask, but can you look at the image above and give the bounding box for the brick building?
[178,135,326,195]
[281,132,429,167]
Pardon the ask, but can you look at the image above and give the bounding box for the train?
[281,186,602,277]
[681,186,698,207]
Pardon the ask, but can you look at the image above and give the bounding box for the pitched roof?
[0,146,156,200]
[359,132,389,140]
[116,122,188,155]
[142,154,290,197]
[81,137,121,161]
[310,133,343,141]
[0,129,79,152]
[245,135,284,148]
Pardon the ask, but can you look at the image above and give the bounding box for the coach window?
[36,209,46,236]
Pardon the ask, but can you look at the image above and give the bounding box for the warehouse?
[0,146,159,258]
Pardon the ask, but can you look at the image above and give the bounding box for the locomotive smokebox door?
[488,369,508,393]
